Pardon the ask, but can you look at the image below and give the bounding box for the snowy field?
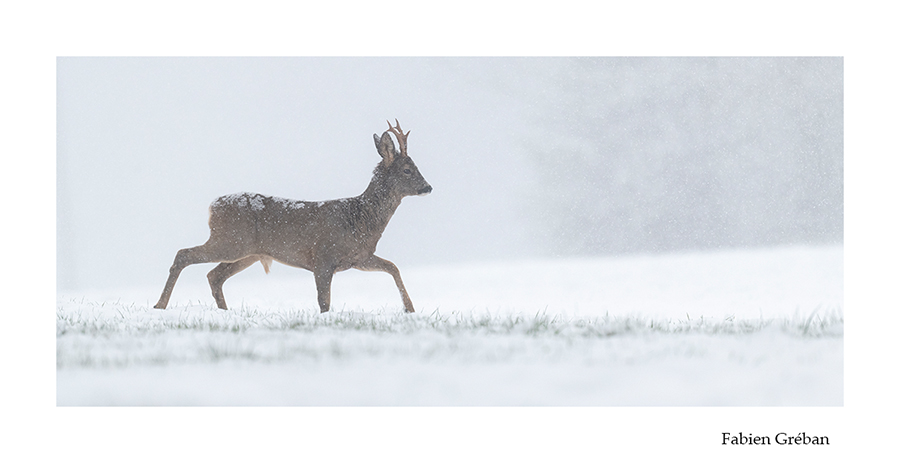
[57,245,842,406]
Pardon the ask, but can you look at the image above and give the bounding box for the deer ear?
[374,132,395,165]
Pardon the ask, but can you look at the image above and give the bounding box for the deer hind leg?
[153,241,248,309]
[354,255,415,313]
[207,256,261,309]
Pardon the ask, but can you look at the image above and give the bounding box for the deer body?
[153,120,431,313]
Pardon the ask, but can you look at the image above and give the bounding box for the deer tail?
[260,257,272,274]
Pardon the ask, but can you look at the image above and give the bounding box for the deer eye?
[403,168,412,175]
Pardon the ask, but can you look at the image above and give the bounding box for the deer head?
[373,119,432,197]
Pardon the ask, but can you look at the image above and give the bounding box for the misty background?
[57,57,842,291]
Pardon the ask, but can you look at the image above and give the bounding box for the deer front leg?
[314,266,336,313]
[354,255,415,313]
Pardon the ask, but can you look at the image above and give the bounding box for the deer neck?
[358,171,403,234]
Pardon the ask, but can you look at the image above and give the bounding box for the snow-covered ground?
[57,245,842,406]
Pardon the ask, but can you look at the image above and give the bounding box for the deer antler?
[386,119,410,156]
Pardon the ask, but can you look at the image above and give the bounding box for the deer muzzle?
[417,184,433,196]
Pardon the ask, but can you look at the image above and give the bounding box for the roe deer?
[153,120,432,313]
